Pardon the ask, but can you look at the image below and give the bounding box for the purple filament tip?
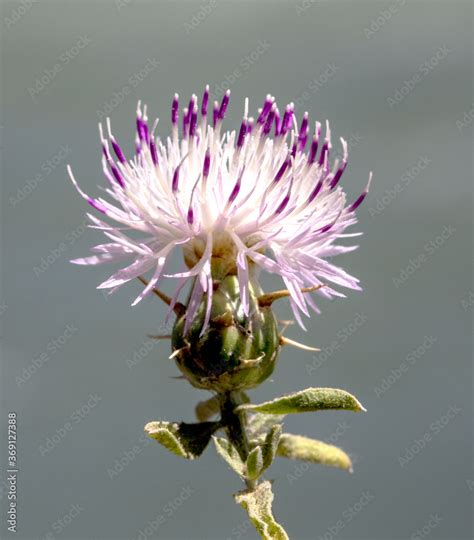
[318,141,329,167]
[246,118,254,134]
[257,95,273,125]
[329,162,347,189]
[274,157,289,183]
[101,143,110,161]
[189,106,198,137]
[88,198,107,214]
[218,90,231,120]
[212,101,219,127]
[150,139,158,166]
[172,166,180,192]
[187,207,194,224]
[281,105,294,135]
[307,179,323,204]
[290,142,297,158]
[274,109,282,136]
[111,139,126,163]
[201,86,209,116]
[347,175,372,212]
[228,167,245,204]
[308,136,319,165]
[171,94,179,126]
[237,119,247,148]
[182,107,190,137]
[136,117,146,142]
[298,113,309,150]
[263,106,275,136]
[203,150,211,177]
[110,163,125,188]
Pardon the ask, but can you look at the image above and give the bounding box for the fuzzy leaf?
[213,436,246,477]
[234,481,289,540]
[261,424,282,470]
[277,433,353,472]
[246,446,264,480]
[195,396,220,422]
[237,388,366,415]
[145,421,219,460]
[247,413,285,440]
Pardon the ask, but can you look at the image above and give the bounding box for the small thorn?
[238,353,265,369]
[137,276,185,316]
[279,336,320,352]
[147,334,172,340]
[211,311,234,327]
[169,347,187,360]
[278,319,295,335]
[258,284,325,307]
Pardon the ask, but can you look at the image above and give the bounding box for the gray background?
[1,1,472,539]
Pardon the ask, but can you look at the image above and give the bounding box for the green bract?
[172,276,280,392]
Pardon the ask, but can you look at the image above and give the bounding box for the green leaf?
[234,481,289,540]
[237,388,366,415]
[277,433,353,472]
[246,446,264,480]
[144,421,219,460]
[195,395,220,422]
[213,436,246,477]
[247,413,285,440]
[261,424,282,470]
[245,424,282,480]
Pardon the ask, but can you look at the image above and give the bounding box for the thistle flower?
[68,87,372,540]
[68,87,371,334]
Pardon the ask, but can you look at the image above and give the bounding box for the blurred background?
[1,1,472,539]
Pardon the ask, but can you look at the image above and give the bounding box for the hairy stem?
[219,391,256,490]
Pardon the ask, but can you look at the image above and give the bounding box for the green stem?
[219,391,256,490]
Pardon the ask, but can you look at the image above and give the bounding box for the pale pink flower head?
[68,87,371,332]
